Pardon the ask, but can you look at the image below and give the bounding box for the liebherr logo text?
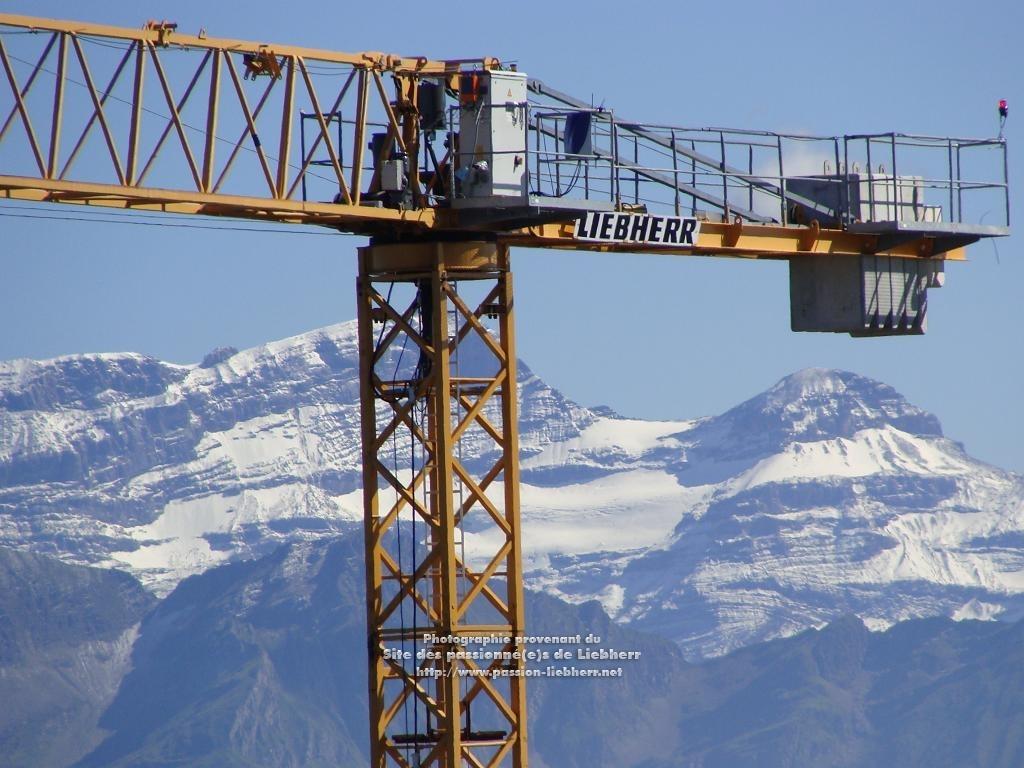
[573,212,700,246]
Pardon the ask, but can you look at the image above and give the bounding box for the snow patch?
[952,598,1004,622]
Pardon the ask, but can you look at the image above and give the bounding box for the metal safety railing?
[525,79,1010,232]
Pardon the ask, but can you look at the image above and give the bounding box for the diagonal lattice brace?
[377,389,434,451]
[452,370,506,443]
[370,289,434,357]
[457,394,505,447]
[372,297,423,366]
[445,283,508,364]
[0,32,56,145]
[378,547,443,627]
[452,457,512,536]
[380,551,442,626]
[456,540,512,620]
[455,458,503,524]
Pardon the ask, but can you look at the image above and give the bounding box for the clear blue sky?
[2,0,1022,472]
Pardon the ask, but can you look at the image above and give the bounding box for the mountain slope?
[73,535,688,768]
[0,548,154,768]
[51,536,1024,768]
[0,322,594,592]
[530,368,1024,657]
[3,327,1023,659]
[664,613,1024,768]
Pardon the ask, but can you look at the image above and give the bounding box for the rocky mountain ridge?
[2,323,1023,658]
[5,539,1024,768]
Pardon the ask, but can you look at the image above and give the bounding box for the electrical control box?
[454,70,528,207]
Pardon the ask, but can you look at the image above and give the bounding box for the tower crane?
[0,13,1010,768]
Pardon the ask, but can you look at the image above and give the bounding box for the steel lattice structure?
[358,242,527,768]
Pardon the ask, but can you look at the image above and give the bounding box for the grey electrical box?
[454,70,528,207]
[790,255,943,336]
[381,159,404,192]
[786,173,942,226]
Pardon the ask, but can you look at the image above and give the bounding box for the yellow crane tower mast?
[0,13,1010,768]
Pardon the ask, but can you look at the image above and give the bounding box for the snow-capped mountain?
[0,322,593,591]
[2,323,1022,658]
[527,369,1024,657]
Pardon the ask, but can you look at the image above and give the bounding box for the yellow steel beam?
[0,174,436,230]
[0,171,966,260]
[0,14,498,75]
[498,220,967,261]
